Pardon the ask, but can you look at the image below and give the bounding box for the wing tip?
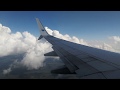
[36,18,49,36]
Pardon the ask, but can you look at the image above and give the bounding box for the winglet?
[38,35,43,40]
[36,18,49,37]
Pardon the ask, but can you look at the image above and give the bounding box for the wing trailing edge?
[44,51,58,56]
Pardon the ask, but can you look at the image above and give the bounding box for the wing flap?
[44,51,58,56]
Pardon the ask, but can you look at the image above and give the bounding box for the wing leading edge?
[36,18,120,79]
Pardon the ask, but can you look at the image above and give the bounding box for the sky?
[0,11,120,40]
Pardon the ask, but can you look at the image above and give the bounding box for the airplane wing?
[36,18,120,79]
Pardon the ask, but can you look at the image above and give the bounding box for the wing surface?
[36,18,120,79]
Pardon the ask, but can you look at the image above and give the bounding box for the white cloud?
[1,24,120,72]
[107,36,120,53]
[21,41,52,70]
[3,59,22,74]
[0,24,53,70]
[45,27,88,45]
[109,36,120,42]
[3,68,11,75]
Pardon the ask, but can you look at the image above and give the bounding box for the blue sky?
[0,11,120,40]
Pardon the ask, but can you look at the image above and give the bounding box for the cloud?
[109,36,120,42]
[21,41,52,70]
[107,36,120,53]
[3,59,23,74]
[45,27,88,45]
[1,24,120,73]
[3,67,11,75]
[0,24,53,71]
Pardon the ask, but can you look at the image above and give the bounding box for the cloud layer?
[1,24,120,74]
